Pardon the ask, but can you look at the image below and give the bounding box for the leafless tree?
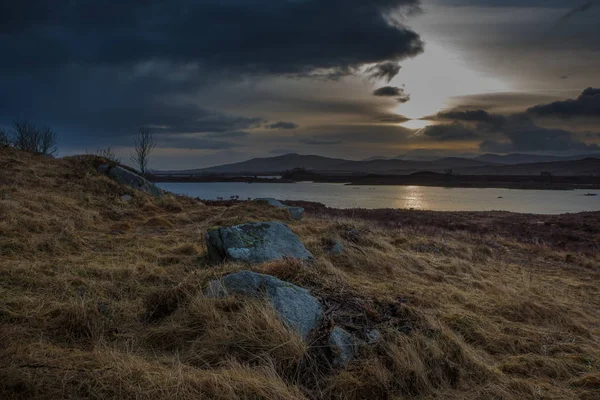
[0,128,9,147]
[96,146,121,163]
[130,127,155,174]
[12,120,58,155]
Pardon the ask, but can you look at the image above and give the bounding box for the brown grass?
[0,146,599,399]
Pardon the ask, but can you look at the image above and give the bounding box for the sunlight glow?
[401,119,432,130]
[391,40,512,119]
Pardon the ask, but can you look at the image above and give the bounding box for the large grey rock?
[99,164,163,196]
[205,221,313,264]
[329,326,358,367]
[254,198,304,220]
[206,271,323,341]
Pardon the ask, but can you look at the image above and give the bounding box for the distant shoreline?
[149,173,600,191]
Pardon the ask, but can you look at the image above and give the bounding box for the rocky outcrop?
[205,271,323,341]
[205,221,313,264]
[98,164,163,196]
[254,198,304,220]
[205,270,362,366]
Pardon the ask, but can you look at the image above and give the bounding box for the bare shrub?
[96,146,120,163]
[0,128,9,147]
[131,127,155,174]
[12,120,58,155]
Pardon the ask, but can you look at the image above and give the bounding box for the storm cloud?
[420,123,479,141]
[1,0,424,77]
[527,88,600,119]
[266,121,299,130]
[373,86,411,103]
[365,62,404,83]
[431,99,599,153]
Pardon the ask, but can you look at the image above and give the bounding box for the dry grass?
[1,146,599,399]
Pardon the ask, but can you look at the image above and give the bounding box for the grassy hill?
[1,147,599,399]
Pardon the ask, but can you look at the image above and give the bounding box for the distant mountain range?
[157,153,600,177]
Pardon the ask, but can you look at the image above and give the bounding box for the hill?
[1,146,599,399]
[167,153,350,175]
[475,153,600,165]
[457,157,600,176]
[159,153,600,176]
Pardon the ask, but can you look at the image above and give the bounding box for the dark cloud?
[1,0,423,77]
[300,124,413,145]
[204,130,251,139]
[375,114,411,123]
[431,99,600,152]
[0,0,424,160]
[527,88,600,119]
[420,123,479,141]
[155,135,240,150]
[365,62,403,83]
[558,1,597,23]
[479,114,599,153]
[373,86,411,103]
[480,129,598,153]
[434,109,507,130]
[265,121,298,130]
[300,137,343,146]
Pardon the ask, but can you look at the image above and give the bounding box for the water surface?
[157,182,600,214]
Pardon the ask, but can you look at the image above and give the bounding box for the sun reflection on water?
[398,185,429,210]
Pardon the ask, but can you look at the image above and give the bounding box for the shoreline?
[150,174,600,191]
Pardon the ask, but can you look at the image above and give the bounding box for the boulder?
[98,164,163,196]
[254,198,304,220]
[329,326,358,367]
[205,271,323,341]
[205,221,313,264]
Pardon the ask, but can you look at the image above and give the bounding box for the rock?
[205,221,313,264]
[205,271,323,341]
[99,164,163,196]
[345,229,361,242]
[121,194,133,202]
[326,240,344,255]
[287,206,305,220]
[366,329,382,345]
[254,198,304,220]
[329,326,358,367]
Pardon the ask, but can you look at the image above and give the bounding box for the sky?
[1,0,599,169]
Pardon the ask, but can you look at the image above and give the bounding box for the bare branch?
[96,147,121,163]
[11,120,58,155]
[0,128,9,147]
[130,127,156,174]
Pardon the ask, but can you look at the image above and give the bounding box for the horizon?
[1,1,599,169]
[156,150,600,172]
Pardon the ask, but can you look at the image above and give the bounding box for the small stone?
[327,240,344,255]
[366,329,382,345]
[329,326,358,367]
[121,194,132,202]
[345,229,361,242]
[254,198,304,220]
